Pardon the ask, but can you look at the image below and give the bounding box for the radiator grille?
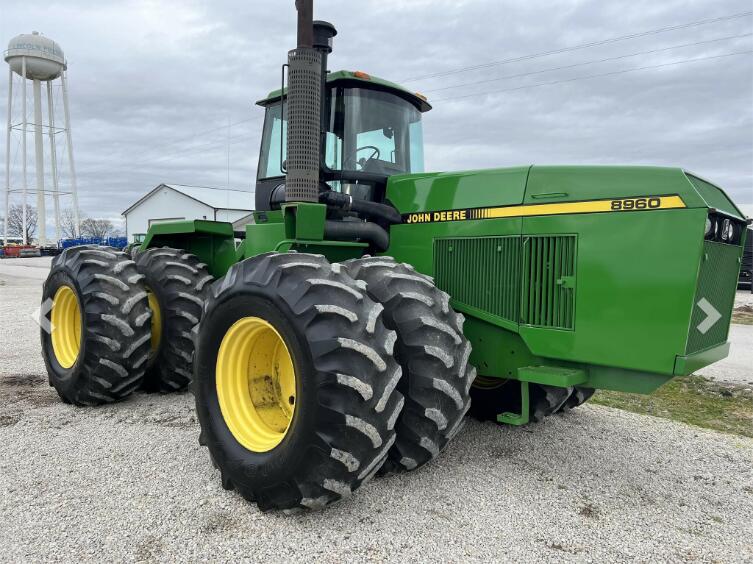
[521,235,576,330]
[434,237,520,323]
[686,241,740,354]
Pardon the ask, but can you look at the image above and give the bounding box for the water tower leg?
[21,57,28,245]
[46,81,61,245]
[60,71,80,237]
[33,79,47,247]
[4,68,12,246]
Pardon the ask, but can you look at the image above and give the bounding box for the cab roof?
[256,70,432,112]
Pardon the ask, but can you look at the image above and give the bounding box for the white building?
[123,184,254,242]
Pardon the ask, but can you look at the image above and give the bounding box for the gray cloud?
[1,0,751,231]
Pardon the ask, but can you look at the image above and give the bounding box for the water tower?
[4,31,80,245]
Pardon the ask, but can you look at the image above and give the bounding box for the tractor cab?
[255,71,431,210]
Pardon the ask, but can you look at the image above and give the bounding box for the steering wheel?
[357,145,380,161]
[348,145,380,170]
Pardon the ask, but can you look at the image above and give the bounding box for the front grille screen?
[686,240,741,354]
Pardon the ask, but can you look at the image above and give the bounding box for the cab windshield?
[257,87,424,180]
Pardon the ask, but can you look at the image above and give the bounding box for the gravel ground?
[698,291,753,387]
[0,256,53,281]
[698,323,753,387]
[1,259,752,562]
[735,291,753,309]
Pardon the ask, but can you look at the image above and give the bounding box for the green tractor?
[123,232,146,258]
[40,1,748,511]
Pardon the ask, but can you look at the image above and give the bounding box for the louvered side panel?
[521,235,576,330]
[434,237,521,323]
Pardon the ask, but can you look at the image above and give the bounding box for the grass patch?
[732,307,753,325]
[592,375,753,438]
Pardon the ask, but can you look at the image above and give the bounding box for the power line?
[138,132,253,164]
[76,131,259,178]
[165,183,253,193]
[401,10,753,83]
[78,114,263,176]
[80,14,753,167]
[132,131,257,167]
[14,11,751,195]
[432,50,753,103]
[423,33,753,94]
[127,115,258,161]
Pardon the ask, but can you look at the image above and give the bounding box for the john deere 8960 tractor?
[40,1,749,511]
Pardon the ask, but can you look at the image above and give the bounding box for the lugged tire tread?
[42,245,151,405]
[135,247,212,392]
[195,252,404,511]
[560,386,596,412]
[344,256,473,474]
[469,379,578,424]
[530,384,572,422]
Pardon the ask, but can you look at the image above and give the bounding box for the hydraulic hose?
[324,220,389,252]
[319,191,402,225]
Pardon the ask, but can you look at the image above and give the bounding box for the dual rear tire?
[42,247,152,405]
[134,248,213,392]
[42,246,209,404]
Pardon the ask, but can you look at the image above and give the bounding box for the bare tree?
[7,204,37,242]
[109,223,125,238]
[59,208,83,239]
[80,218,114,239]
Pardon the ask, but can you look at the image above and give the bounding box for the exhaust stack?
[285,0,322,203]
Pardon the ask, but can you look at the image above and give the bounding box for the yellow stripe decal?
[402,195,686,224]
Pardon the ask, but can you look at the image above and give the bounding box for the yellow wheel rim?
[50,285,82,369]
[216,316,297,452]
[146,289,162,355]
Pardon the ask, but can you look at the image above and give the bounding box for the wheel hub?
[50,285,81,369]
[146,288,162,355]
[216,317,296,452]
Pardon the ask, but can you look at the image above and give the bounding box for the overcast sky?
[1,0,752,233]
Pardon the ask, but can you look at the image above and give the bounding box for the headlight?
[726,221,736,241]
[721,219,731,241]
[705,213,741,243]
[705,217,719,239]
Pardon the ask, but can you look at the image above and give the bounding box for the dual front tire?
[343,257,475,474]
[194,253,405,510]
[194,253,476,511]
